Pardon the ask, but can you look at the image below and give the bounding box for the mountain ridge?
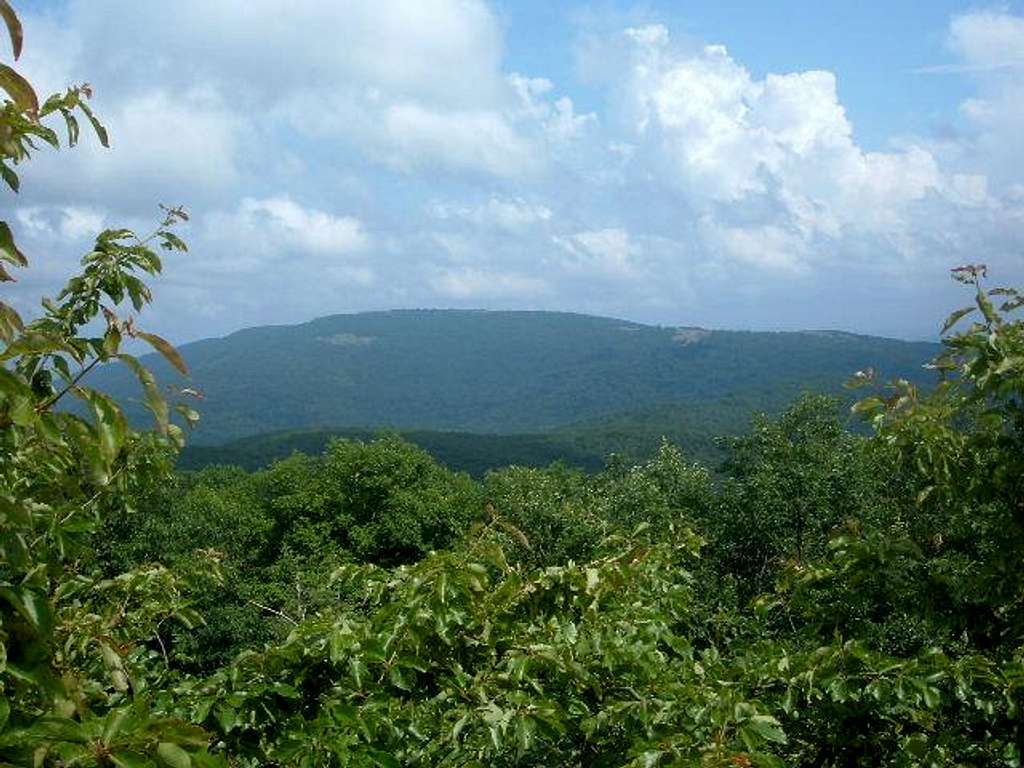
[90,309,939,445]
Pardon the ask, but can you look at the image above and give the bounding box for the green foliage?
[0,8,217,762]
[122,267,1022,767]
[175,528,801,767]
[707,394,891,598]
[100,436,484,671]
[483,463,600,568]
[179,427,608,477]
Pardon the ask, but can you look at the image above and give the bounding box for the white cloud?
[218,197,368,257]
[948,12,1024,72]
[708,223,809,272]
[431,197,552,232]
[430,268,549,300]
[615,25,987,271]
[938,12,1024,197]
[509,73,597,142]
[54,0,507,108]
[382,103,539,177]
[6,5,1024,343]
[16,206,106,241]
[19,0,572,182]
[19,89,243,210]
[554,228,643,279]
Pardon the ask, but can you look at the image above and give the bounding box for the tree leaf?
[0,1,23,60]
[117,353,169,433]
[78,99,109,147]
[157,231,188,252]
[0,62,38,114]
[0,220,27,266]
[367,749,400,768]
[0,161,18,192]
[136,331,188,375]
[111,752,156,768]
[940,306,975,334]
[0,585,52,636]
[155,742,192,768]
[746,714,787,744]
[62,109,79,146]
[98,640,130,692]
[976,289,999,325]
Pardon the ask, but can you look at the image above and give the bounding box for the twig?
[247,600,298,626]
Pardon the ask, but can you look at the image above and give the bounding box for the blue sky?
[7,1,1024,341]
[498,1,978,145]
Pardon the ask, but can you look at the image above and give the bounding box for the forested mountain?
[93,309,938,445]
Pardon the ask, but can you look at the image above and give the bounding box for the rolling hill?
[89,309,939,447]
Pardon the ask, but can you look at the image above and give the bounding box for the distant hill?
[177,391,816,476]
[178,427,604,476]
[89,310,939,446]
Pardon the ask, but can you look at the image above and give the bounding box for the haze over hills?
[91,309,940,449]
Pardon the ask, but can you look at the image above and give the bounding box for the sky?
[5,1,1024,342]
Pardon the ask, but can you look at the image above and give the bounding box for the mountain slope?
[90,310,939,445]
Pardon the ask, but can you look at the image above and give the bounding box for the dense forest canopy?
[2,5,1023,767]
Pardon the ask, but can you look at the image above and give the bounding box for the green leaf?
[941,305,975,334]
[214,705,236,734]
[746,714,787,744]
[0,221,27,267]
[0,1,23,60]
[98,640,130,692]
[24,716,90,743]
[0,585,53,636]
[157,231,188,252]
[102,707,133,743]
[976,288,1000,325]
[388,665,411,691]
[367,750,400,768]
[349,657,367,689]
[78,99,109,147]
[111,752,156,768]
[77,387,128,463]
[995,356,1023,375]
[156,742,192,768]
[0,62,38,114]
[515,716,536,755]
[62,109,79,146]
[103,325,122,356]
[118,353,169,432]
[851,396,883,414]
[0,161,17,192]
[136,331,188,375]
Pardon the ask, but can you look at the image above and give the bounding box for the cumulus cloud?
[430,268,549,300]
[947,12,1024,72]
[232,198,368,256]
[16,206,106,242]
[509,73,597,143]
[5,4,1024,342]
[554,228,644,279]
[18,0,586,185]
[616,25,974,267]
[381,104,539,177]
[937,11,1024,197]
[18,89,244,212]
